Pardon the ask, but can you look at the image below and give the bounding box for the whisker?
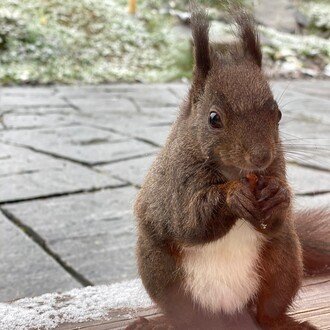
[278,99,298,110]
[284,150,330,158]
[283,146,330,152]
[281,137,330,142]
[274,82,291,107]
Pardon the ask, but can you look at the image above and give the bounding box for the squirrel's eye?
[278,110,282,122]
[209,111,222,129]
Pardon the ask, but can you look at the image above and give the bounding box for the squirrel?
[128,5,330,330]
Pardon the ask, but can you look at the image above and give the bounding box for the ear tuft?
[189,3,212,105]
[234,10,262,67]
[190,4,211,78]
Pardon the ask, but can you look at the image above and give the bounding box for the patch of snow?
[0,278,153,330]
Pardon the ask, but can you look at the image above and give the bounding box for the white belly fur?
[182,219,265,314]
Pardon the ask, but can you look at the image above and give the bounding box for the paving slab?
[281,117,330,138]
[69,97,137,114]
[168,84,189,100]
[281,121,330,168]
[287,164,330,195]
[274,89,330,124]
[119,89,179,108]
[0,93,67,108]
[0,144,122,203]
[64,88,179,111]
[0,213,80,302]
[96,155,156,186]
[2,112,85,129]
[1,86,57,96]
[283,111,330,131]
[0,144,65,175]
[118,124,170,146]
[52,223,137,283]
[295,193,330,210]
[138,106,178,122]
[273,80,330,100]
[3,187,139,284]
[55,85,116,96]
[0,106,76,117]
[276,88,330,170]
[0,81,329,303]
[78,112,174,143]
[0,125,124,146]
[55,83,184,97]
[0,126,158,165]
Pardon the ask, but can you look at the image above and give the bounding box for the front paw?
[256,176,291,231]
[226,179,261,228]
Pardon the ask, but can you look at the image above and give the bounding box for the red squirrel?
[129,5,330,330]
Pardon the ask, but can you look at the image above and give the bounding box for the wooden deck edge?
[56,276,330,330]
[57,307,159,330]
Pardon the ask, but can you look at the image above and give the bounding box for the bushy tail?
[295,209,330,276]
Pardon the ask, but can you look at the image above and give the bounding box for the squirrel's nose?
[246,147,272,169]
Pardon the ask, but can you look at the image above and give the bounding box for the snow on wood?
[0,279,152,330]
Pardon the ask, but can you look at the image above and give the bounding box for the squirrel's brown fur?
[130,5,329,330]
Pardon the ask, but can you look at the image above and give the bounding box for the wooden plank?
[58,308,260,330]
[57,275,330,329]
[290,276,330,329]
[57,307,160,330]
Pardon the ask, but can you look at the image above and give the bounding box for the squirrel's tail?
[294,209,330,276]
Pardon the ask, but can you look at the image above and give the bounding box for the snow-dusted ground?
[0,279,153,330]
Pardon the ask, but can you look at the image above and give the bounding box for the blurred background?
[0,0,329,84]
[0,0,329,305]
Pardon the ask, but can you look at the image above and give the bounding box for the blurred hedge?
[0,0,191,84]
[0,0,329,84]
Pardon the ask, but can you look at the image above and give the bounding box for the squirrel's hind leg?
[136,236,232,329]
[255,231,316,329]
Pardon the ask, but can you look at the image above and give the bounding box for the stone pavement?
[0,81,329,302]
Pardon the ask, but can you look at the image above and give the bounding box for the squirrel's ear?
[190,4,212,103]
[234,10,262,68]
